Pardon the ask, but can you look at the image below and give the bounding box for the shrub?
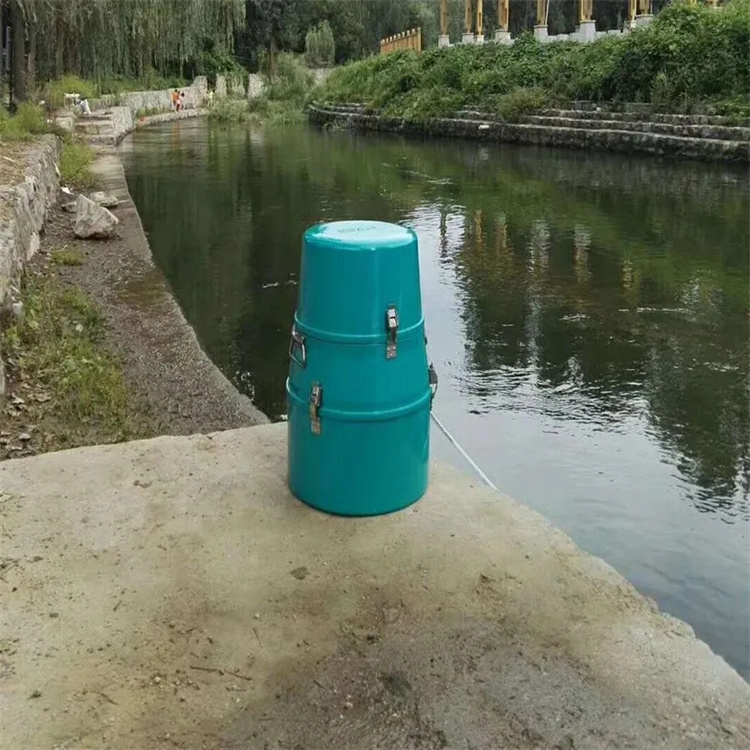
[208,98,251,123]
[0,103,50,141]
[42,76,97,109]
[316,0,750,117]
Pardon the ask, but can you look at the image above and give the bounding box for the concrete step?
[83,133,116,146]
[521,115,750,142]
[449,117,749,161]
[454,108,749,128]
[75,121,113,136]
[309,105,749,163]
[541,108,750,127]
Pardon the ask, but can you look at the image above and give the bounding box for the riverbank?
[313,2,749,163]
[0,108,265,460]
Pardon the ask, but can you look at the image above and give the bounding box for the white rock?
[74,195,119,240]
[88,191,120,209]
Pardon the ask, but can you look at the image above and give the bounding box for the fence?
[380,28,422,55]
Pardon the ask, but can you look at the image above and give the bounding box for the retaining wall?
[0,136,61,394]
[91,76,208,116]
[308,105,749,164]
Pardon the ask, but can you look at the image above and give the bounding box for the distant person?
[79,97,92,116]
[171,89,180,111]
[207,89,215,108]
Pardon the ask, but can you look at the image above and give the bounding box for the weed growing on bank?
[59,139,94,188]
[2,276,131,444]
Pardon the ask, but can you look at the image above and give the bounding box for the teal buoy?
[286,221,436,516]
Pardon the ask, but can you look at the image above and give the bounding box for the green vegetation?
[2,276,130,438]
[0,101,94,186]
[51,247,84,267]
[0,102,50,141]
[6,0,245,102]
[305,21,336,67]
[59,140,94,189]
[318,1,750,119]
[209,54,314,125]
[208,98,253,123]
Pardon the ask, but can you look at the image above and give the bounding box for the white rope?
[430,411,498,492]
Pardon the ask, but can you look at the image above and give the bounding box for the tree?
[305,21,335,67]
[10,0,26,102]
[241,0,299,78]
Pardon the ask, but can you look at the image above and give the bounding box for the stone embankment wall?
[91,76,208,116]
[308,103,750,164]
[0,136,61,394]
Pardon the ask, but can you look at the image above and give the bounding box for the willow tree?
[11,0,246,96]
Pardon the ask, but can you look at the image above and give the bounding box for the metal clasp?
[386,305,399,359]
[309,382,322,435]
[289,326,306,369]
[429,363,438,406]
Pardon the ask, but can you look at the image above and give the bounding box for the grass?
[0,102,51,142]
[2,276,130,435]
[51,247,84,266]
[59,139,94,189]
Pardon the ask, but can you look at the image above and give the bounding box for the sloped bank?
[308,103,750,164]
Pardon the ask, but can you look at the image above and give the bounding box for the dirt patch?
[0,141,37,187]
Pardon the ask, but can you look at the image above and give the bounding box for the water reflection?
[121,122,749,675]
[445,203,749,517]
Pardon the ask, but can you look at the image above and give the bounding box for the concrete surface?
[0,424,748,750]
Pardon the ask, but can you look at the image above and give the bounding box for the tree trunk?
[27,23,36,94]
[268,36,277,82]
[10,0,26,102]
[55,4,65,77]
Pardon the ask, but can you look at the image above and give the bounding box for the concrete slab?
[0,424,748,749]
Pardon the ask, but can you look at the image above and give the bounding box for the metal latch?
[289,326,307,369]
[309,382,322,435]
[428,363,438,405]
[385,305,399,359]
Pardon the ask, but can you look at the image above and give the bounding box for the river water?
[121,119,749,678]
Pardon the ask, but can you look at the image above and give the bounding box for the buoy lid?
[297,220,423,339]
[304,221,415,251]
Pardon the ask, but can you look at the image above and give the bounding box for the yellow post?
[440,0,449,36]
[498,0,509,31]
[476,0,484,37]
[628,0,637,22]
[579,0,593,22]
[536,0,549,26]
[464,0,473,34]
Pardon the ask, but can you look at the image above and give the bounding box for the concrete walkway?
[0,424,748,749]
